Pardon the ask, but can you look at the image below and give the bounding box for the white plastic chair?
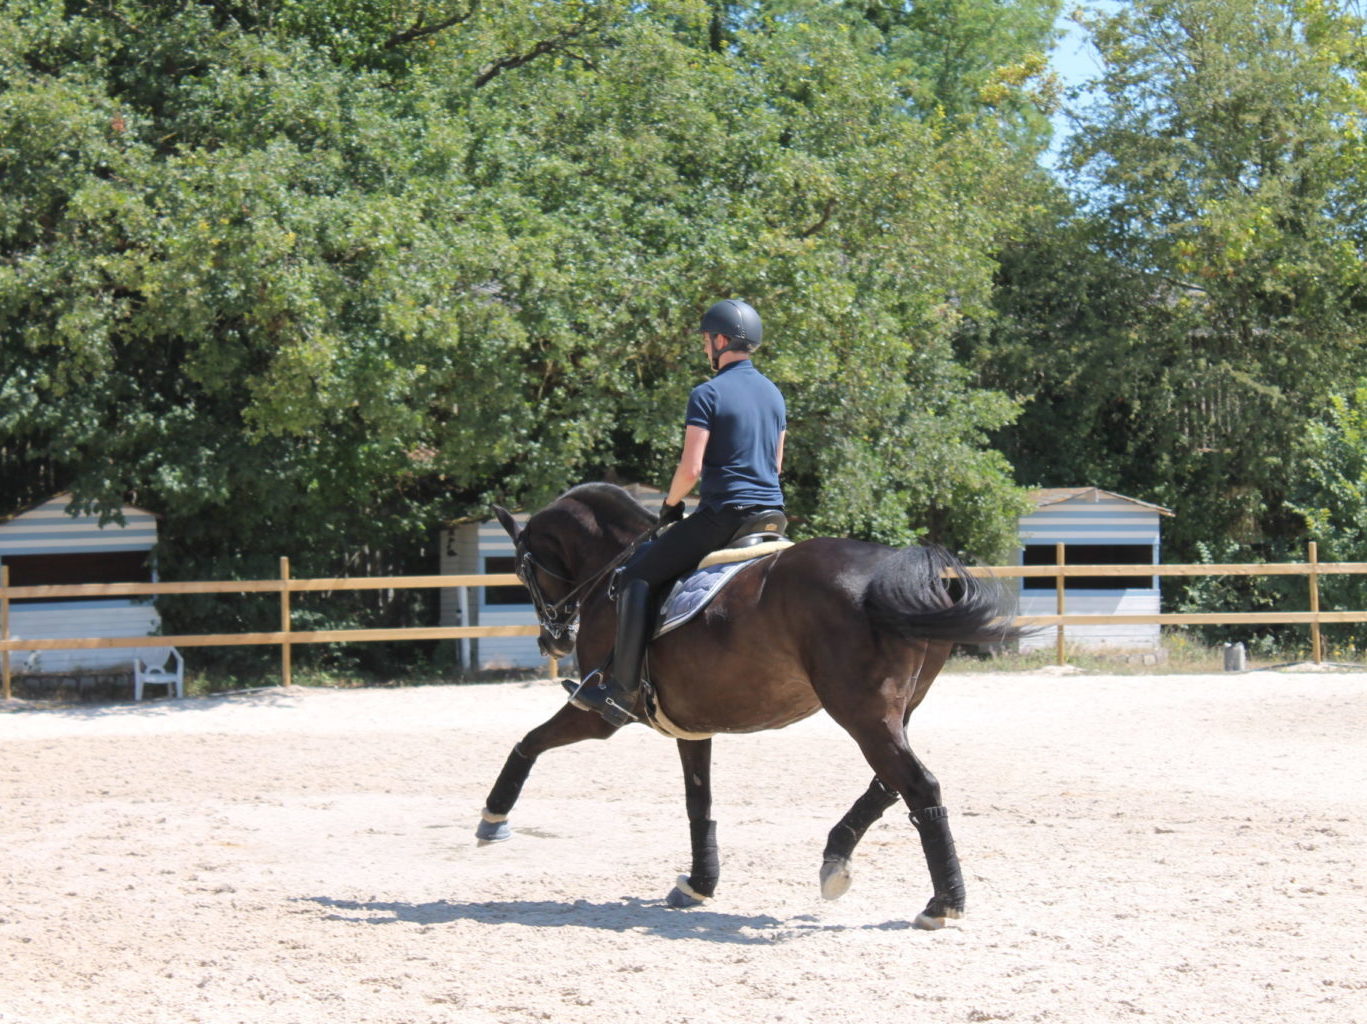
[134,648,184,700]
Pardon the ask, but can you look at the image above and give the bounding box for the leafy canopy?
[1,0,1054,667]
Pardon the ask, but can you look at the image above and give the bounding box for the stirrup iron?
[565,668,603,711]
[565,669,639,724]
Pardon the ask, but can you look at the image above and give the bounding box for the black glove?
[659,500,685,525]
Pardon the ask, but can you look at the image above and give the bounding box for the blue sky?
[1053,7,1104,90]
[1045,5,1108,168]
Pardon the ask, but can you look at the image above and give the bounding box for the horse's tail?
[862,544,1022,647]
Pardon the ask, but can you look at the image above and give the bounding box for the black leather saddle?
[725,509,788,549]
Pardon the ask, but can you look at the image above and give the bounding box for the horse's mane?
[558,482,658,531]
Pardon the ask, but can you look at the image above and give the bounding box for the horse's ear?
[491,504,520,542]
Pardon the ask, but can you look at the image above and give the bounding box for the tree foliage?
[10,0,1367,667]
[968,0,1367,567]
[0,0,1055,668]
[1288,381,1367,642]
[1071,0,1367,555]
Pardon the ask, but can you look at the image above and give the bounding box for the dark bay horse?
[479,483,1017,929]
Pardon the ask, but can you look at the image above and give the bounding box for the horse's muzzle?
[538,628,577,658]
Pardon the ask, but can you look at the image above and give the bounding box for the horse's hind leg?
[841,720,966,929]
[820,776,900,900]
[477,704,619,844]
[667,738,719,907]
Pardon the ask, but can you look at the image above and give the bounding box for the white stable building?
[1016,488,1173,651]
[0,494,175,674]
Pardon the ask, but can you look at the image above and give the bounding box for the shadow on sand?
[297,895,919,944]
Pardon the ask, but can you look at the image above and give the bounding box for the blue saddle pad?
[653,559,755,639]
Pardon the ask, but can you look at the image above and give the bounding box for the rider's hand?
[659,500,685,525]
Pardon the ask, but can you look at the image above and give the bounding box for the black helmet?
[699,299,763,352]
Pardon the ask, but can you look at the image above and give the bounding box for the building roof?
[1,492,158,527]
[0,493,159,556]
[1027,488,1174,517]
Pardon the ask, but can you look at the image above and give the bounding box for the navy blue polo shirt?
[685,359,786,510]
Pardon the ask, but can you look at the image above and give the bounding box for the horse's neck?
[577,525,642,585]
[553,491,650,582]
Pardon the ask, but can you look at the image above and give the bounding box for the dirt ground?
[1,667,1364,1024]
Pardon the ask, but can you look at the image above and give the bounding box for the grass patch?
[947,629,1367,674]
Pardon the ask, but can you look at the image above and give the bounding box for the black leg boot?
[569,578,651,727]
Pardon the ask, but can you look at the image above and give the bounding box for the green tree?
[1033,0,1367,560]
[955,182,1153,496]
[1289,382,1367,647]
[1,2,511,668]
[1,0,1056,676]
[841,0,1062,141]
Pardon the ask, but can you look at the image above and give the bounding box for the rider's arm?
[776,429,786,475]
[666,425,709,507]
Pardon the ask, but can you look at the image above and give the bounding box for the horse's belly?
[651,662,822,735]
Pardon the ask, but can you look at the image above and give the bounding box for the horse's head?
[493,503,579,657]
[492,486,657,660]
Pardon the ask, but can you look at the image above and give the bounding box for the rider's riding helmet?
[699,299,763,353]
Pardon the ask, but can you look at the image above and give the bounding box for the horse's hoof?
[475,810,512,845]
[475,821,511,845]
[819,856,852,901]
[913,905,964,930]
[666,874,709,908]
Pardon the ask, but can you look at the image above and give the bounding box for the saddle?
[723,508,788,548]
[639,512,793,740]
[654,509,792,638]
[695,509,790,568]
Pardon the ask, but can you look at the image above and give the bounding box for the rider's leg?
[569,576,653,726]
[568,505,743,726]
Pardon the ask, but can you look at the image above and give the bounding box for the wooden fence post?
[1308,541,1323,664]
[280,557,293,687]
[2,565,10,701]
[1055,542,1067,667]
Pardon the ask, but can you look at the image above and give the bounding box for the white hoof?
[475,809,511,845]
[913,907,963,931]
[666,874,710,908]
[819,857,852,901]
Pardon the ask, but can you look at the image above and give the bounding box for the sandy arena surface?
[1,668,1364,1024]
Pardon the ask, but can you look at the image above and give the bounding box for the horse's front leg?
[477,702,620,844]
[667,737,719,907]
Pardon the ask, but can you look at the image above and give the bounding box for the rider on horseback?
[569,299,788,726]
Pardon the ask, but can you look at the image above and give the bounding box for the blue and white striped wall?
[1017,488,1172,651]
[1,495,166,673]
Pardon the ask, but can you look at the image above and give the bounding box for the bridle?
[514,527,652,645]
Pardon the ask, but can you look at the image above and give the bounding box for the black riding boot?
[569,578,652,727]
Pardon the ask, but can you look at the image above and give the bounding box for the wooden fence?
[4,544,1367,699]
[1005,542,1367,667]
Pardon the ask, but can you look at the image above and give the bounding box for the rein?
[516,525,655,642]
